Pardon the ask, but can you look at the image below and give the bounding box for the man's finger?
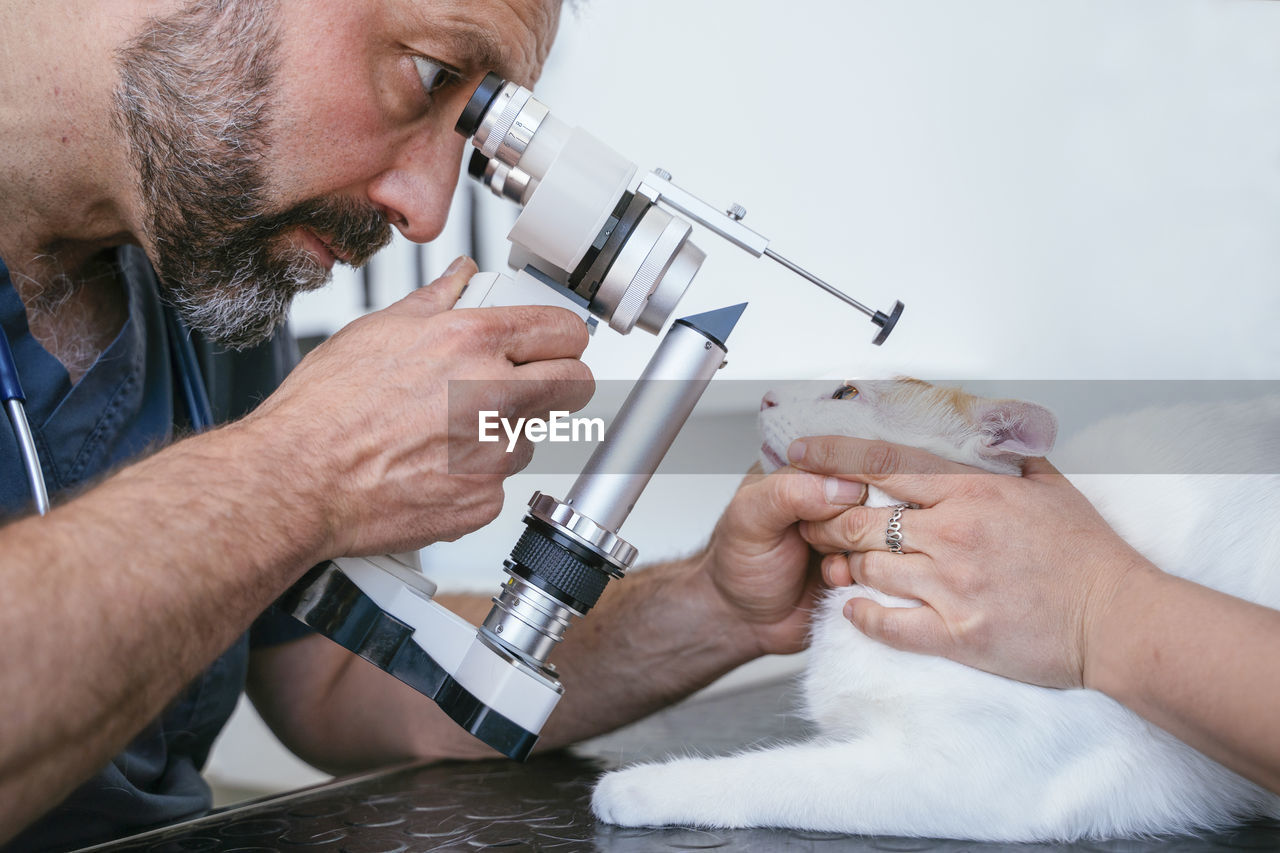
[394,255,478,316]
[821,553,853,587]
[483,305,591,365]
[387,259,590,372]
[728,468,864,538]
[845,597,951,656]
[788,436,979,506]
[511,358,597,413]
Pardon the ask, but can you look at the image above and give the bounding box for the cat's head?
[757,378,1058,476]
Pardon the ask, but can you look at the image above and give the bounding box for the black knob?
[507,520,612,613]
[871,300,905,346]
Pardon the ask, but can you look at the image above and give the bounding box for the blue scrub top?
[1,247,313,852]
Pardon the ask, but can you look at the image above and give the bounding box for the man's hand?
[787,436,1151,688]
[240,256,594,559]
[696,465,869,658]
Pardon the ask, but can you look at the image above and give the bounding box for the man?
[0,0,863,847]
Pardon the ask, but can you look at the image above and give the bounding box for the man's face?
[115,0,560,349]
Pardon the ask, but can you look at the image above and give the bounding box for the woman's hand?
[789,436,1154,688]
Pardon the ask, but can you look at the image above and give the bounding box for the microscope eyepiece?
[456,71,507,137]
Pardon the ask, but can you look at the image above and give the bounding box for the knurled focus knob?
[506,521,613,612]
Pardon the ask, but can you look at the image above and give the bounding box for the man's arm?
[249,557,756,769]
[0,262,594,842]
[0,423,325,840]
[247,466,862,770]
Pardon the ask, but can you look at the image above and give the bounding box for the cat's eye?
[832,383,859,400]
[413,55,457,97]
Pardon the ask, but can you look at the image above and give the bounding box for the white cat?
[592,379,1280,841]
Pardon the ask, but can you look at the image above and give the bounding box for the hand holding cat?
[788,436,1155,689]
[695,465,870,658]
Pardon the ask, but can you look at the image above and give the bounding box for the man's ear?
[972,399,1058,457]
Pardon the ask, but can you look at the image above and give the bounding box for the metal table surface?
[82,678,1280,853]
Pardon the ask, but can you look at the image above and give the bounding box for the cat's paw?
[592,763,688,827]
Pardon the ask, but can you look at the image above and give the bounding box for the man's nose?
[366,133,465,244]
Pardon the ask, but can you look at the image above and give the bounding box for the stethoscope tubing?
[4,397,50,515]
[2,307,211,517]
[1,325,50,515]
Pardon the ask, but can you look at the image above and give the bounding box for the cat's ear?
[972,399,1058,457]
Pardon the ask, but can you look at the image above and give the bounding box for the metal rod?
[564,320,726,531]
[764,248,875,318]
[6,399,49,516]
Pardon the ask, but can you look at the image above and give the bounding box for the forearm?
[1086,566,1280,793]
[261,466,843,770]
[0,419,327,839]
[536,550,760,749]
[279,551,761,768]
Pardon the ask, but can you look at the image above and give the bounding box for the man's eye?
[413,55,455,96]
[832,383,859,400]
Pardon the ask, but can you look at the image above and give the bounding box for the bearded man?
[0,1,857,847]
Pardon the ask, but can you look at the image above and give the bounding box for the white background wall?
[206,0,1280,797]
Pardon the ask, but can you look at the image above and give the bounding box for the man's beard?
[113,0,392,349]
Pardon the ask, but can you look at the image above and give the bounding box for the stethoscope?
[1,306,213,517]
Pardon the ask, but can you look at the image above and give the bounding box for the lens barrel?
[479,492,638,669]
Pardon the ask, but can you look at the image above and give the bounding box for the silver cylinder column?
[563,319,729,532]
[479,305,747,670]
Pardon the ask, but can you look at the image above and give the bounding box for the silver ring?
[885,504,911,554]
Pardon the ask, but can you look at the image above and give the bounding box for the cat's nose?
[760,392,779,411]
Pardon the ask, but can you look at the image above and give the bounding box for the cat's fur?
[592,379,1280,841]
